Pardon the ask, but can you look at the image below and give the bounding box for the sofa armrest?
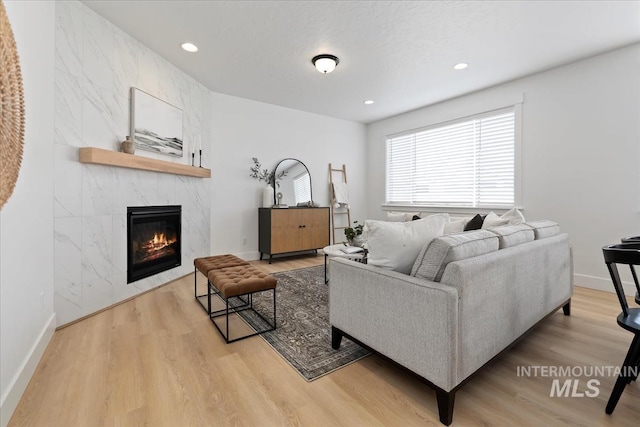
[440,233,572,383]
[329,258,459,391]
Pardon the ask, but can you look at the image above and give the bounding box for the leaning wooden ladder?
[329,163,351,244]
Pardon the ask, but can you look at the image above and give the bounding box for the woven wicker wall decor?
[0,0,26,210]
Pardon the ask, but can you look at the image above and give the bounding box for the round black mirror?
[272,158,312,207]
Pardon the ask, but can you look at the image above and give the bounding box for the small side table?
[323,244,367,284]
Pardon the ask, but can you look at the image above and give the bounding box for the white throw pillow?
[385,212,419,222]
[444,219,466,234]
[500,208,526,225]
[365,213,448,274]
[385,212,406,222]
[481,212,509,229]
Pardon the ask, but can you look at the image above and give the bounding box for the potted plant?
[249,158,287,207]
[344,220,364,246]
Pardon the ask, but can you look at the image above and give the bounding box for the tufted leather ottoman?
[206,265,277,343]
[208,265,277,298]
[193,254,250,314]
[194,254,249,275]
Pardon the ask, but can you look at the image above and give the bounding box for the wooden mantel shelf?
[79,147,211,178]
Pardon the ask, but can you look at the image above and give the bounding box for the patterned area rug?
[238,265,370,381]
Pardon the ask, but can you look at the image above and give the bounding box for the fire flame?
[153,233,167,245]
[149,232,175,250]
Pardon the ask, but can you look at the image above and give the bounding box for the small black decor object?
[199,149,202,168]
[191,152,195,166]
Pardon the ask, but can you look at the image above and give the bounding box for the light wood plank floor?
[9,253,640,426]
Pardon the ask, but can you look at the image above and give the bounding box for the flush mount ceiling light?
[181,42,198,53]
[312,54,339,74]
[453,62,468,70]
[363,100,375,105]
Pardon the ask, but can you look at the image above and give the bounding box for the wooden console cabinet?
[259,207,330,263]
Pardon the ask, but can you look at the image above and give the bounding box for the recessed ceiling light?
[453,62,468,70]
[363,100,375,105]
[181,42,198,53]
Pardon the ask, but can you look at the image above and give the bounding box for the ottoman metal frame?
[207,279,277,343]
[193,254,250,314]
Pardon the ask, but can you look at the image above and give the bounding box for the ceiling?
[82,1,640,124]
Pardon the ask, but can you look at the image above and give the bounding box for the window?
[293,172,311,204]
[385,107,517,208]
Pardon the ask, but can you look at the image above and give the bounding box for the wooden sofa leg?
[435,389,455,426]
[331,326,343,349]
[562,299,571,316]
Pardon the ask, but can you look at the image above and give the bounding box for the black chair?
[621,236,640,304]
[602,242,640,414]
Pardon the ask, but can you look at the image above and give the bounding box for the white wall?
[367,43,640,293]
[210,93,367,258]
[0,2,56,425]
[53,0,212,326]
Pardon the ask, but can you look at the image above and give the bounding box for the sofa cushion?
[411,230,499,281]
[365,213,448,274]
[526,220,560,239]
[489,224,535,249]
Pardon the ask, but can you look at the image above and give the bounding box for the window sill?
[381,204,524,216]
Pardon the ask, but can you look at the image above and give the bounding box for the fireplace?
[127,205,181,283]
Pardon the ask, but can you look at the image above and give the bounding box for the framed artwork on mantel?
[130,87,183,157]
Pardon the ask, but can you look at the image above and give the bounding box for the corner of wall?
[0,314,56,427]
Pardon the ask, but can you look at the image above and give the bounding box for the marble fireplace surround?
[53,159,211,326]
[54,0,212,326]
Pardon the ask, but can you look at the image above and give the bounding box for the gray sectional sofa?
[329,220,572,425]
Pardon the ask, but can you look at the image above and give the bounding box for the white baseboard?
[0,313,56,427]
[234,250,261,261]
[574,273,636,296]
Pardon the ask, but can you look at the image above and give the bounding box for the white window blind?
[293,172,311,204]
[386,108,515,208]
